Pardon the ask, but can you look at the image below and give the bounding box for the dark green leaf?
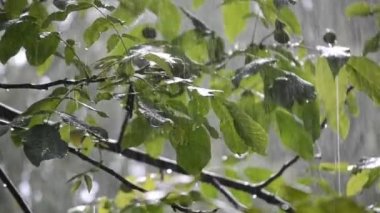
[222,0,250,42]
[22,124,68,166]
[4,0,27,18]
[107,34,119,52]
[180,7,211,35]
[293,101,320,141]
[363,32,380,55]
[0,20,38,64]
[83,175,93,193]
[25,32,60,66]
[188,91,209,123]
[138,102,173,127]
[23,97,61,115]
[275,109,313,160]
[94,0,116,11]
[42,2,93,28]
[49,87,69,97]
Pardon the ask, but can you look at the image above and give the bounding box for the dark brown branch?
[210,178,247,212]
[0,167,32,213]
[68,147,146,192]
[0,76,107,90]
[0,103,295,213]
[257,156,300,189]
[171,204,218,213]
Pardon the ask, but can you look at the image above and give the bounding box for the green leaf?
[4,0,27,18]
[296,197,367,213]
[144,136,166,158]
[192,0,205,9]
[24,32,60,66]
[29,2,49,24]
[232,58,276,87]
[143,52,175,76]
[345,2,373,17]
[36,55,54,76]
[42,2,93,28]
[122,116,152,149]
[277,7,301,35]
[174,30,209,64]
[71,179,82,193]
[170,118,210,174]
[84,17,110,47]
[363,32,380,55]
[0,20,38,64]
[315,58,350,138]
[188,91,210,123]
[293,101,321,141]
[154,0,181,40]
[224,101,268,155]
[211,99,248,154]
[347,56,380,105]
[23,97,61,115]
[222,0,250,42]
[22,124,68,167]
[107,34,120,52]
[83,175,93,193]
[138,102,173,127]
[275,109,313,160]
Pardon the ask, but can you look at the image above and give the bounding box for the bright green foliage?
[1,0,380,212]
[222,0,250,42]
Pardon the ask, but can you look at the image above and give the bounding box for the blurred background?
[0,0,379,212]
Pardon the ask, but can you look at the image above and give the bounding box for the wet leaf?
[122,116,152,148]
[275,109,313,160]
[153,0,181,40]
[180,7,212,35]
[224,101,268,155]
[22,124,68,166]
[187,86,223,97]
[25,32,60,66]
[43,2,93,28]
[4,0,27,18]
[277,7,301,35]
[138,102,173,127]
[317,45,351,76]
[211,99,247,154]
[23,97,61,115]
[347,57,380,105]
[232,58,276,87]
[345,2,373,17]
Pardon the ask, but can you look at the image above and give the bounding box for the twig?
[116,84,135,152]
[210,178,247,212]
[0,167,32,213]
[0,76,108,90]
[257,156,300,189]
[68,147,146,192]
[172,204,218,213]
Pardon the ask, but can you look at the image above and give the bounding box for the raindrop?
[305,99,310,103]
[10,128,15,131]
[252,194,257,199]
[221,155,228,161]
[5,89,9,92]
[84,48,89,51]
[166,169,173,174]
[3,183,7,187]
[84,133,90,137]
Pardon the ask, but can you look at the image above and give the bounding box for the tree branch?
[0,102,295,212]
[0,167,32,213]
[256,156,300,189]
[210,178,247,212]
[0,76,108,90]
[68,147,146,192]
[116,84,135,152]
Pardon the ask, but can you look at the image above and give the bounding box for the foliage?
[0,0,380,212]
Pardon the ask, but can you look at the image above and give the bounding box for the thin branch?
[172,204,218,213]
[0,76,108,90]
[0,167,32,213]
[116,85,135,152]
[68,147,146,192]
[210,178,247,212]
[257,156,300,189]
[0,103,295,213]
